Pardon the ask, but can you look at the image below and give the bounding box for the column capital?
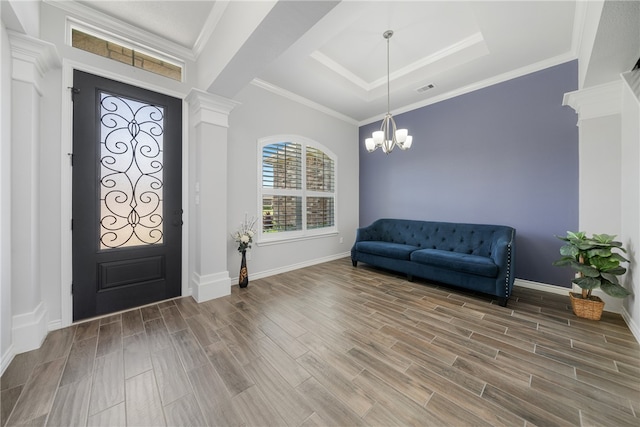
[563,80,622,125]
[8,31,61,95]
[186,89,241,128]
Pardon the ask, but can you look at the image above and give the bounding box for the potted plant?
[553,231,631,320]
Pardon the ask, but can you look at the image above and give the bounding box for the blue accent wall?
[359,60,578,287]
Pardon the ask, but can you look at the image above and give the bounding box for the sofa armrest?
[491,228,516,297]
[354,224,378,243]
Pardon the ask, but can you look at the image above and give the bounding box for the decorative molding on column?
[622,69,640,104]
[8,30,61,95]
[11,301,48,354]
[190,271,231,302]
[186,88,241,128]
[563,80,622,125]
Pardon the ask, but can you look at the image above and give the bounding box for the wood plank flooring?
[2,257,639,426]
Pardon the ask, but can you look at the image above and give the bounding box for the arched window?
[258,135,337,243]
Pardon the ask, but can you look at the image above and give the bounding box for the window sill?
[257,231,339,247]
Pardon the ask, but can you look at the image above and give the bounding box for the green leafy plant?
[553,231,631,299]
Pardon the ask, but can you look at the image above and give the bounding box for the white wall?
[621,70,640,339]
[577,113,626,313]
[227,82,359,280]
[1,18,14,371]
[579,114,621,236]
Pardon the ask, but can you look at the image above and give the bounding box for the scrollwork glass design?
[99,92,164,249]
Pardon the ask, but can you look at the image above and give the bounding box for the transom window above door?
[69,24,183,81]
[258,135,337,244]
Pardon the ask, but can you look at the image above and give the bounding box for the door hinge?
[67,152,74,167]
[71,219,73,230]
[71,283,74,294]
[69,86,80,102]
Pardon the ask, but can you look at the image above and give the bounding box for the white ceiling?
[61,1,587,123]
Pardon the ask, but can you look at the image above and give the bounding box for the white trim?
[8,30,61,95]
[258,231,339,247]
[231,252,351,283]
[66,19,184,81]
[45,0,196,62]
[621,307,640,344]
[48,320,62,331]
[186,89,241,128]
[569,0,589,63]
[191,272,231,303]
[1,344,16,377]
[562,80,623,124]
[514,278,626,315]
[514,278,571,296]
[622,69,640,101]
[257,135,338,245]
[193,1,230,58]
[311,32,486,93]
[12,301,48,354]
[251,79,359,126]
[361,53,578,126]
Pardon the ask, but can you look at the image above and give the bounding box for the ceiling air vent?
[416,84,435,94]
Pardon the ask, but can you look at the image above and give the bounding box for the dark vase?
[239,250,248,288]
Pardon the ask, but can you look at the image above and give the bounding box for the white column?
[563,81,624,313]
[620,70,640,340]
[186,89,240,302]
[8,31,59,352]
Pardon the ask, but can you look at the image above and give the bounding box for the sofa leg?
[352,259,357,267]
[498,297,508,307]
[407,274,413,282]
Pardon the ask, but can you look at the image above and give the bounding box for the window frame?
[67,19,185,82]
[257,135,338,246]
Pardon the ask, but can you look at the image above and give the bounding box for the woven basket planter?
[569,292,605,320]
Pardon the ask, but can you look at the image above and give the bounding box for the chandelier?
[365,30,412,154]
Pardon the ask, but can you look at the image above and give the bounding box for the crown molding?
[361,52,578,126]
[622,69,640,103]
[569,0,589,59]
[8,30,61,94]
[186,89,241,128]
[251,79,359,126]
[193,0,230,59]
[44,0,196,62]
[310,32,486,94]
[563,80,622,123]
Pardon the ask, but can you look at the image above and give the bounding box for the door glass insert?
[100,92,164,249]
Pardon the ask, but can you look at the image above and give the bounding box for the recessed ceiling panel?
[315,1,481,84]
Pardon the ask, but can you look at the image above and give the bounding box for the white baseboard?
[621,307,640,344]
[12,301,48,354]
[191,271,231,302]
[514,278,571,296]
[1,343,16,376]
[231,252,351,283]
[48,320,62,331]
[514,278,624,314]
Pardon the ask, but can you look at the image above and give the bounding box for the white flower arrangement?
[232,216,257,253]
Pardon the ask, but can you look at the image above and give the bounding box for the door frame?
[60,60,190,328]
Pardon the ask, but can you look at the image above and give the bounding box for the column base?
[191,272,231,302]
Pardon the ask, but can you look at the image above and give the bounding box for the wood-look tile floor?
[2,257,639,426]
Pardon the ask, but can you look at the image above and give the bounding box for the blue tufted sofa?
[351,218,516,306]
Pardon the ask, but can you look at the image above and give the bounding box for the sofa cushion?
[355,241,418,260]
[410,249,498,278]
